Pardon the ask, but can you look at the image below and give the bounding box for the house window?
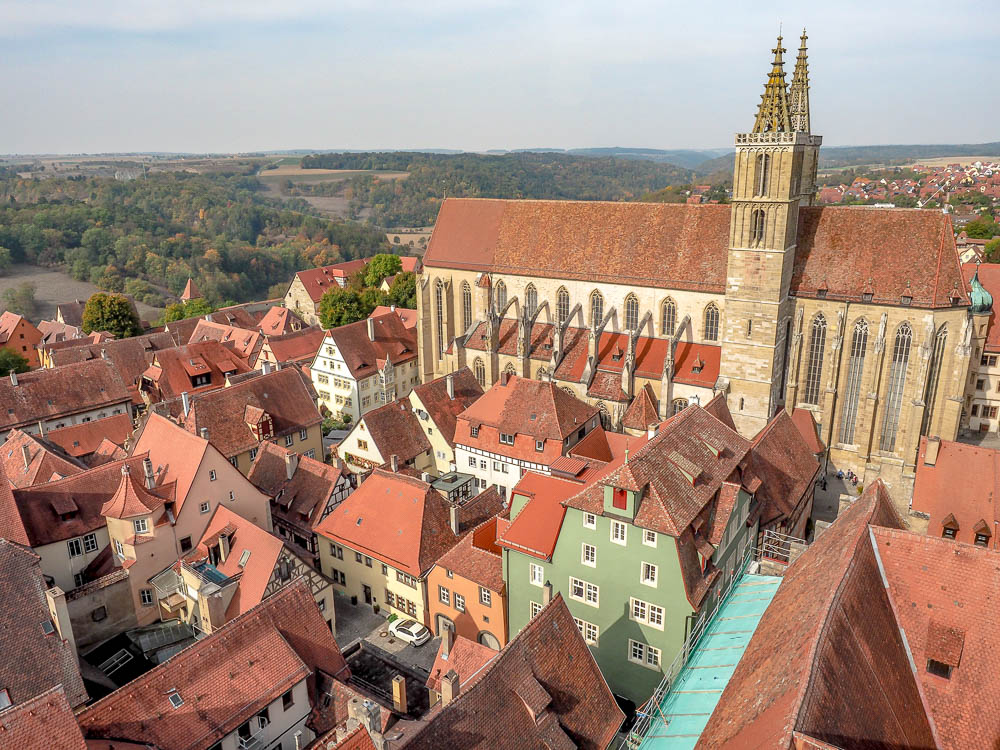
[642,529,656,547]
[749,208,766,247]
[470,425,480,438]
[630,597,664,629]
[67,538,83,558]
[535,440,544,452]
[500,432,515,445]
[300,428,308,441]
[469,456,477,467]
[282,689,294,710]
[574,617,600,645]
[612,487,627,510]
[583,513,596,529]
[972,404,981,417]
[439,586,450,605]
[755,152,770,196]
[569,577,599,607]
[209,470,217,481]
[611,521,627,545]
[582,543,596,567]
[133,518,149,535]
[927,659,952,679]
[382,563,388,575]
[977,379,986,391]
[180,536,192,552]
[355,552,363,563]
[641,562,657,587]
[975,533,990,547]
[74,572,86,588]
[365,556,373,568]
[628,639,662,669]
[661,298,676,336]
[330,543,343,560]
[140,588,154,606]
[530,601,542,618]
[703,304,720,342]
[479,587,492,606]
[530,563,544,586]
[454,593,466,612]
[200,501,210,514]
[249,447,258,460]
[358,439,368,450]
[114,539,124,557]
[624,294,639,331]
[943,527,957,539]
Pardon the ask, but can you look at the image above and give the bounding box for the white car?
[389,618,431,646]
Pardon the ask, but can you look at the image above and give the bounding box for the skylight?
[238,549,251,567]
[169,692,184,708]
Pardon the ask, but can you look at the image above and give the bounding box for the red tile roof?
[402,595,622,750]
[180,277,201,301]
[0,429,85,488]
[314,469,461,577]
[352,400,430,467]
[140,340,252,401]
[875,526,1000,749]
[295,260,371,303]
[78,579,349,748]
[0,311,39,347]
[44,413,133,459]
[131,413,212,516]
[622,383,660,431]
[262,326,325,364]
[47,332,175,388]
[326,312,417,380]
[696,481,934,750]
[0,359,132,433]
[0,686,87,749]
[434,516,505,592]
[788,407,824,454]
[410,367,484,447]
[0,539,88,708]
[248,441,346,533]
[747,409,820,526]
[912,436,1000,547]
[188,319,262,364]
[425,199,966,308]
[498,473,584,561]
[257,305,306,335]
[426,633,498,693]
[183,367,321,458]
[100,463,165,519]
[369,305,417,329]
[0,461,28,545]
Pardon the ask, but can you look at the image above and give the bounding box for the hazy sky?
[1,0,997,154]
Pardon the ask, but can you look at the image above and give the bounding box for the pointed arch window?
[536,366,549,380]
[750,209,766,247]
[473,358,486,388]
[596,401,611,429]
[661,298,676,337]
[504,362,517,376]
[802,314,827,405]
[703,304,720,342]
[755,153,771,196]
[590,291,604,327]
[435,280,445,359]
[557,288,570,326]
[624,294,639,332]
[462,281,472,332]
[525,284,538,318]
[672,398,689,416]
[921,325,948,435]
[879,323,913,453]
[495,280,507,312]
[838,319,869,445]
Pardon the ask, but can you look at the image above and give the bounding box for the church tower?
[719,31,822,435]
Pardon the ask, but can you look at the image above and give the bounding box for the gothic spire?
[752,34,792,134]
[789,28,811,133]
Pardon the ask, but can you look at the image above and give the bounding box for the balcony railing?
[237,716,268,750]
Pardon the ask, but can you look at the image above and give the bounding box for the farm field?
[907,155,999,167]
[256,164,409,219]
[0,264,163,322]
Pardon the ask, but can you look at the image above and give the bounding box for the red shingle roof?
[0,539,87,708]
[248,441,346,533]
[402,595,622,749]
[100,463,165,519]
[326,312,417,380]
[294,260,371,303]
[747,410,820,526]
[410,368,484,447]
[435,516,505,592]
[369,305,417,329]
[0,686,87,749]
[350,400,430,466]
[498,473,585,561]
[0,429,85,488]
[140,340,252,401]
[622,383,659,432]
[180,277,201,301]
[47,332,175,388]
[262,326,325,364]
[44,413,133,459]
[425,633,498,693]
[425,199,966,308]
[314,469,461,577]
[257,305,306,335]
[187,319,262,364]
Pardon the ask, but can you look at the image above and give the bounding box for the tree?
[984,237,1000,264]
[964,217,1000,239]
[82,293,143,338]
[1,282,37,317]
[0,348,29,376]
[0,246,11,276]
[162,297,214,323]
[362,253,403,288]
[318,288,372,329]
[387,271,417,309]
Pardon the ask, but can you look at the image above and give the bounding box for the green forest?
[0,167,389,307]
[299,151,695,227]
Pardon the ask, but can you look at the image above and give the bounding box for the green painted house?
[499,400,772,704]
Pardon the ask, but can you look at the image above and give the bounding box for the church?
[415,31,976,506]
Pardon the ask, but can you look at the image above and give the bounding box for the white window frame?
[529,563,544,586]
[133,518,149,535]
[611,520,627,546]
[574,617,600,645]
[641,561,658,587]
[628,639,662,670]
[114,538,124,557]
[630,597,665,631]
[530,601,542,618]
[438,585,450,605]
[67,538,83,558]
[642,529,657,547]
[479,587,492,606]
[83,533,98,553]
[209,470,217,481]
[454,593,466,612]
[140,588,154,606]
[569,577,599,608]
[583,513,596,529]
[581,543,597,567]
[200,501,210,514]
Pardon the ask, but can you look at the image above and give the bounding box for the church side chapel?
[417,31,972,509]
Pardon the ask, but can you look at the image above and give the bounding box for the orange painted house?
[426,515,508,650]
[0,311,42,368]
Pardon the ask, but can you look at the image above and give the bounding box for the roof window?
[238,549,251,567]
[169,692,184,708]
[927,659,952,679]
[901,295,912,306]
[0,689,9,709]
[862,292,873,303]
[41,619,55,636]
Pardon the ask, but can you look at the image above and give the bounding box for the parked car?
[389,618,431,646]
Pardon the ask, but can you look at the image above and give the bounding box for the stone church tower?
[720,31,822,435]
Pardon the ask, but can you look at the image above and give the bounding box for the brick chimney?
[367,317,375,342]
[441,669,460,706]
[21,444,31,470]
[391,674,407,714]
[441,624,454,660]
[181,391,191,417]
[284,451,298,480]
[924,436,941,466]
[446,373,455,400]
[142,457,156,490]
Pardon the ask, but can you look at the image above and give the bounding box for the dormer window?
[975,533,989,547]
[499,432,515,446]
[943,527,957,539]
[862,292,874,303]
[901,295,912,306]
[927,659,952,679]
[133,518,149,534]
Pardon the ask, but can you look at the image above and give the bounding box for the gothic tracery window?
[920,325,948,435]
[802,313,827,406]
[557,287,570,326]
[703,304,720,342]
[473,358,486,388]
[590,291,604,327]
[661,298,676,337]
[435,280,445,359]
[624,294,639,332]
[525,284,538,318]
[462,281,472,332]
[838,319,868,445]
[495,280,507,312]
[879,322,913,453]
[750,209,766,247]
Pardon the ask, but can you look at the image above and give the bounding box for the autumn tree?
[0,348,29,376]
[162,297,214,323]
[82,293,143,338]
[362,253,403,288]
[318,288,372,329]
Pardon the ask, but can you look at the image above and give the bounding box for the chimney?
[21,444,31,470]
[421,471,431,483]
[9,371,17,386]
[181,391,191,417]
[441,669,460,706]
[37,420,45,437]
[449,504,460,535]
[284,451,298,480]
[142,457,155,490]
[446,373,455,400]
[647,423,658,440]
[391,674,408,714]
[100,348,108,359]
[390,304,396,312]
[441,625,454,660]
[500,371,509,386]
[200,427,209,440]
[45,587,77,659]
[924,436,941,466]
[542,581,552,606]
[390,454,399,472]
[367,317,375,342]
[262,360,273,375]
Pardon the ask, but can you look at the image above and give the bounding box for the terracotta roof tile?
[325,312,417,380]
[47,332,175,388]
[100,462,166,519]
[498,473,584,561]
[140,340,252,402]
[369,305,417,329]
[262,326,325,364]
[248,441,346,532]
[188,319,262,364]
[44,413,133,459]
[0,539,87,708]
[425,633,498,693]
[294,260,371,303]
[131,412,212,516]
[747,410,821,526]
[0,429,86,488]
[435,516,505,592]
[180,278,201,301]
[622,383,660,431]
[410,368,484,447]
[0,686,87,749]
[257,306,306,335]
[351,400,430,466]
[402,595,622,749]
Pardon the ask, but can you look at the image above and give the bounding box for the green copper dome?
[970,267,993,314]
